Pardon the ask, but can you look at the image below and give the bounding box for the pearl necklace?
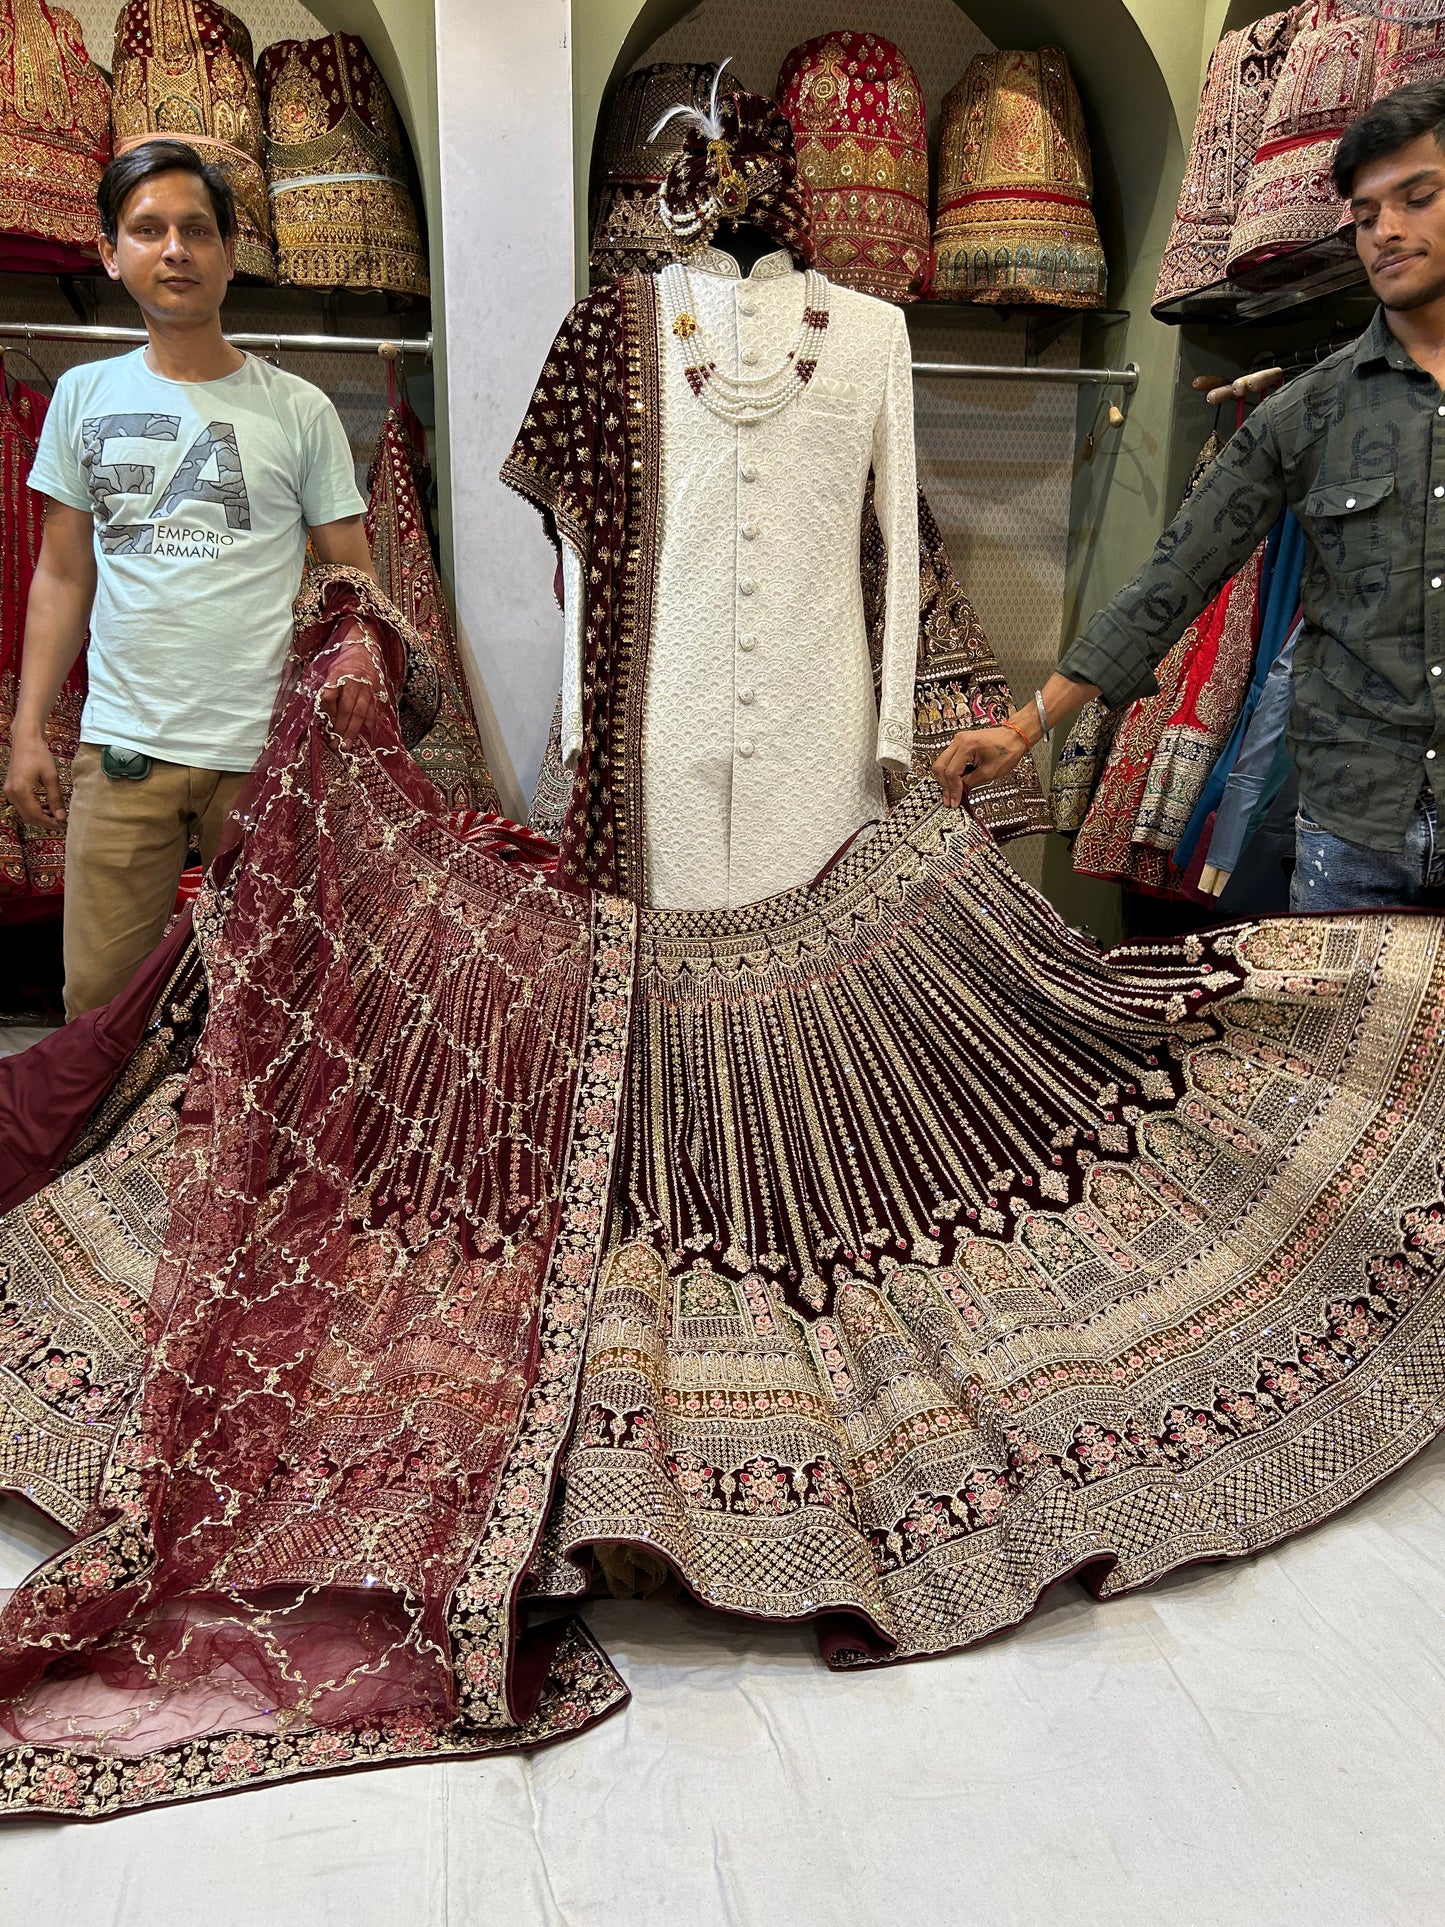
[659,261,831,426]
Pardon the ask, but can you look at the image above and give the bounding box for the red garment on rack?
[1070,545,1262,890]
[0,374,85,915]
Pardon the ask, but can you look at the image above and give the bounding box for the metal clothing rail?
[0,320,432,360]
[912,358,1139,390]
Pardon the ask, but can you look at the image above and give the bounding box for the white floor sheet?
[2,1034,1444,1923]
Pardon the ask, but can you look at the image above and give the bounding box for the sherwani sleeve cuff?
[874,309,919,775]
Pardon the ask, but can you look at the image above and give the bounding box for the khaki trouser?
[63,744,249,1019]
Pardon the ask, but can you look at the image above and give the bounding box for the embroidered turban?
[590,62,739,284]
[775,30,931,304]
[657,74,814,266]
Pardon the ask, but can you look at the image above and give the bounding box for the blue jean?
[1290,797,1445,913]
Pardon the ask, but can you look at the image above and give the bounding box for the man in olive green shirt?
[937,77,1445,913]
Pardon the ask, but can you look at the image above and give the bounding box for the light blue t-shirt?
[29,349,366,771]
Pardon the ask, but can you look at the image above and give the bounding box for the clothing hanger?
[1190,330,1359,409]
[0,342,55,399]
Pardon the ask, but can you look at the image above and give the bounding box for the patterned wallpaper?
[642,0,1093,884]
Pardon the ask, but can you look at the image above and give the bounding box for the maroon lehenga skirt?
[2,612,1444,1816]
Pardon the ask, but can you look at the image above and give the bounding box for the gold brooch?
[672,312,699,340]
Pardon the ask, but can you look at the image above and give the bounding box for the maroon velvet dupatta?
[0,574,630,1808]
[501,275,663,900]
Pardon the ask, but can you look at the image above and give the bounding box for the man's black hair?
[1333,78,1445,199]
[96,139,237,245]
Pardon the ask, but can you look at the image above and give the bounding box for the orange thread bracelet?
[1001,717,1034,756]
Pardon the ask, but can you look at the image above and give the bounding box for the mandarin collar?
[689,246,799,282]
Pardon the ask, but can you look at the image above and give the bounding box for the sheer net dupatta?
[0,573,634,1818]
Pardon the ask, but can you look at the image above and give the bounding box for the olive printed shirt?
[1058,308,1445,852]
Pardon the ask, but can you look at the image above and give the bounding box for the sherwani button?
[739,577,756,595]
[739,740,755,758]
[739,634,757,652]
[742,521,759,539]
[739,688,755,705]
[741,347,760,366]
[740,463,758,482]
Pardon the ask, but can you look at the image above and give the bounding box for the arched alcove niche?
[573,0,1205,927]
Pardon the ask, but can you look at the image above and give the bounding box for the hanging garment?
[1070,545,1264,889]
[529,692,571,841]
[589,62,736,287]
[258,32,428,296]
[1201,619,1302,889]
[1368,12,1445,96]
[0,374,84,911]
[863,484,1051,838]
[365,396,499,814]
[1049,700,1122,836]
[503,244,917,910]
[1173,511,1306,874]
[111,0,276,281]
[1226,0,1376,277]
[0,0,111,273]
[1151,12,1298,311]
[775,31,931,305]
[1131,547,1266,854]
[5,633,1445,1812]
[1052,433,1231,843]
[932,48,1106,309]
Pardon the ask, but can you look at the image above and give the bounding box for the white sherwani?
[562,247,917,910]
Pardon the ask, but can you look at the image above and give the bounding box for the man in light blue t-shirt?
[5,139,383,1017]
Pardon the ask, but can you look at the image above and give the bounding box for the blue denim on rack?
[1173,510,1305,873]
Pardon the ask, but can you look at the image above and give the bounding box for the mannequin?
[706,216,776,275]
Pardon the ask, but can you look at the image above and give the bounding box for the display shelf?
[907,299,1129,366]
[1152,232,1371,327]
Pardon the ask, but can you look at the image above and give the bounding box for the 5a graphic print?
[80,414,253,556]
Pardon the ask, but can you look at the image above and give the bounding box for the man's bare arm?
[5,502,97,826]
[308,514,382,743]
[932,671,1100,807]
[309,513,377,582]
